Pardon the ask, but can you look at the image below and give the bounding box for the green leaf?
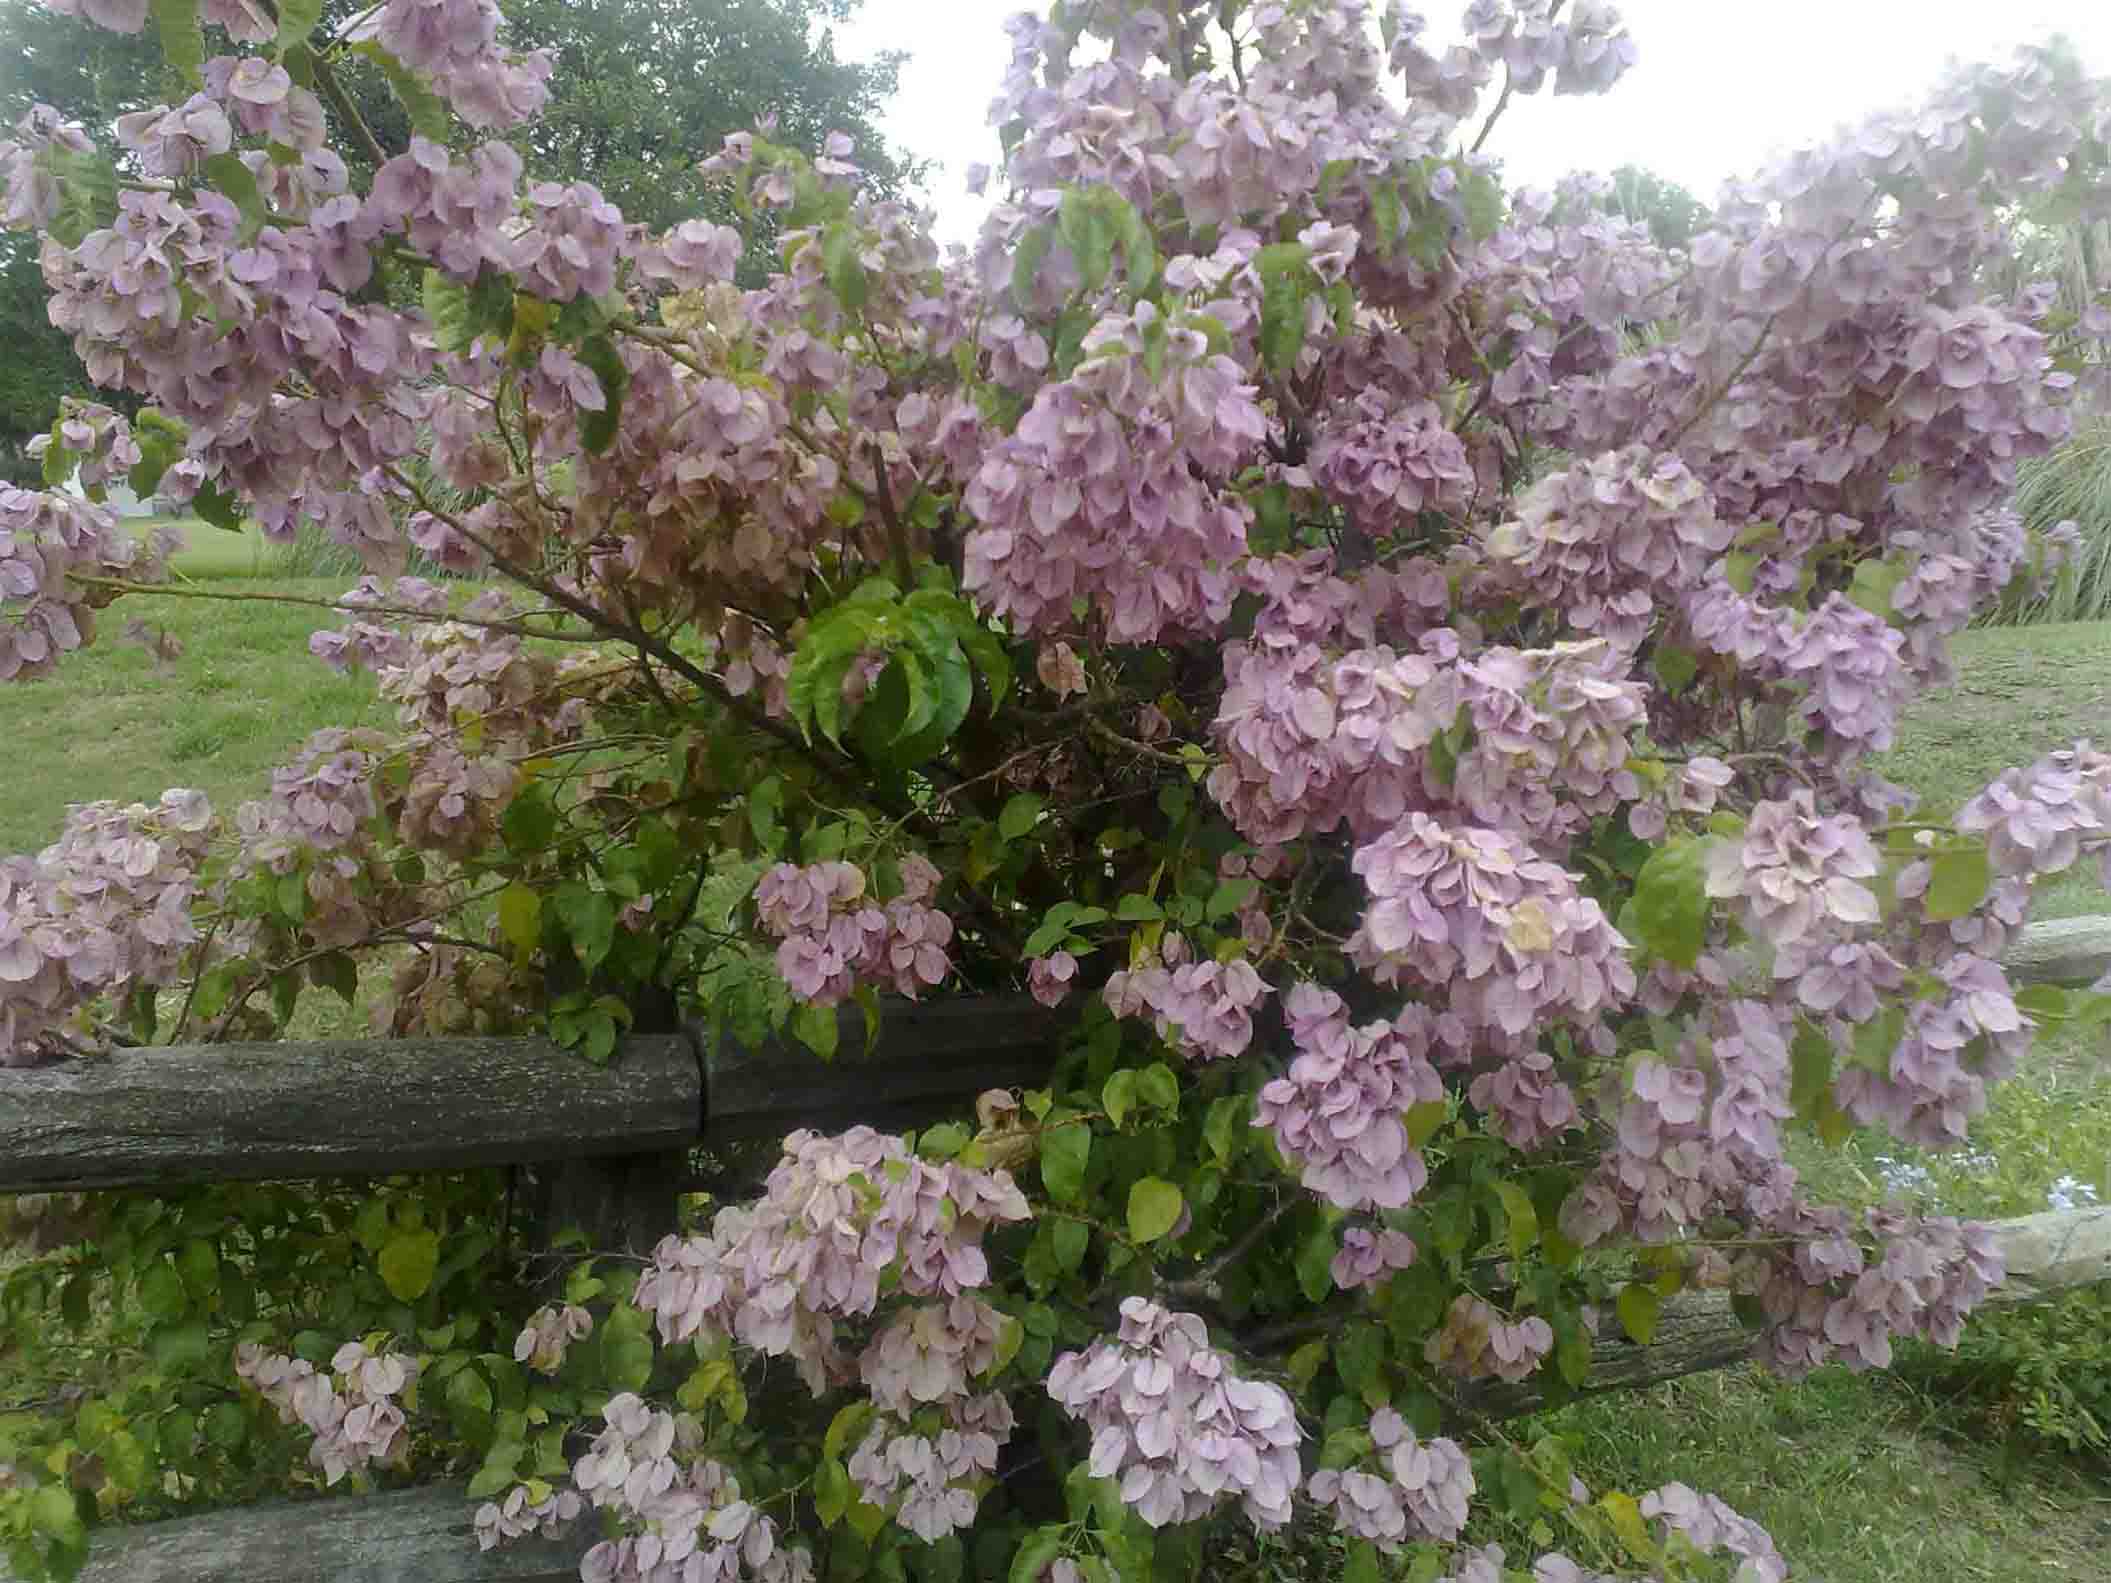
[1342,1539,1383,1583]
[1371,180,1403,255]
[1103,1069,1139,1128]
[200,152,267,242]
[1050,1216,1088,1274]
[38,143,117,248]
[1203,1095,1247,1164]
[1137,1062,1179,1113]
[151,0,206,85]
[1115,893,1163,921]
[1405,1099,1448,1148]
[501,783,559,852]
[1848,557,1906,622]
[445,1364,494,1432]
[555,885,617,973]
[359,42,451,142]
[1722,550,1761,596]
[1039,1119,1091,1204]
[1009,1531,1065,1583]
[1651,642,1700,696]
[793,1002,840,1061]
[1334,1322,1387,1399]
[151,1318,212,1370]
[1494,1182,1539,1260]
[600,1309,655,1394]
[1256,241,1313,376]
[1789,1021,1836,1122]
[747,776,785,857]
[999,793,1045,842]
[1850,1004,1907,1077]
[1616,1282,1661,1346]
[1205,876,1258,920]
[819,220,870,311]
[1630,837,1711,969]
[177,1238,219,1299]
[423,269,476,355]
[138,1261,187,1323]
[274,0,323,53]
[379,1230,440,1301]
[814,1457,852,1527]
[1295,1216,1336,1302]
[498,884,542,954]
[1127,1178,1183,1244]
[574,334,629,454]
[1924,845,1993,923]
[952,618,1012,713]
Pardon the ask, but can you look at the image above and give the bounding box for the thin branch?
[1161,1192,1296,1304]
[67,576,605,645]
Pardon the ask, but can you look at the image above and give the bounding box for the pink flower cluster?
[753,860,954,1006]
[1046,1297,1302,1530]
[1640,1482,1788,1583]
[1103,936,1269,1062]
[1330,1226,1423,1293]
[963,303,1267,643]
[570,1396,812,1583]
[1955,743,2111,885]
[1423,1295,1555,1386]
[0,789,213,1065]
[360,0,554,132]
[1256,984,1446,1211]
[1732,1207,2005,1380]
[228,727,390,951]
[1,486,149,683]
[473,1483,584,1550]
[1348,814,1634,1037]
[633,1126,1029,1395]
[235,1340,418,1487]
[1306,1407,1475,1546]
[512,1303,592,1374]
[1703,792,1881,947]
[1484,448,1731,645]
[846,1390,1015,1542]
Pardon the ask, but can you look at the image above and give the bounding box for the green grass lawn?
[161,516,276,580]
[1874,621,2111,919]
[0,577,387,855]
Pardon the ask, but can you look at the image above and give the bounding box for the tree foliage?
[0,0,909,480]
[2,2,2111,1582]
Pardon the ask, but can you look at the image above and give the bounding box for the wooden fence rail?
[0,996,1061,1197]
[1,918,2107,1583]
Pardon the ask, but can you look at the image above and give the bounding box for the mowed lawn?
[0,576,387,856]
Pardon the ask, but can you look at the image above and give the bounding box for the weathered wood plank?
[2003,914,2111,987]
[700,995,1064,1142]
[0,1034,701,1194]
[2,1485,589,1583]
[1477,1204,2111,1418]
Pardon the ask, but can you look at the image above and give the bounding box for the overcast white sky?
[836,1,2111,247]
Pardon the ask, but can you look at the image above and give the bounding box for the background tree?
[0,0,913,480]
[1597,163,1709,252]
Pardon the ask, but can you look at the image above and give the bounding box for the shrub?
[2,3,2111,1582]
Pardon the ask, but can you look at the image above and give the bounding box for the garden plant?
[3,1,2111,1580]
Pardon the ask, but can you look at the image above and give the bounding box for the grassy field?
[0,576,386,855]
[3,578,2110,1577]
